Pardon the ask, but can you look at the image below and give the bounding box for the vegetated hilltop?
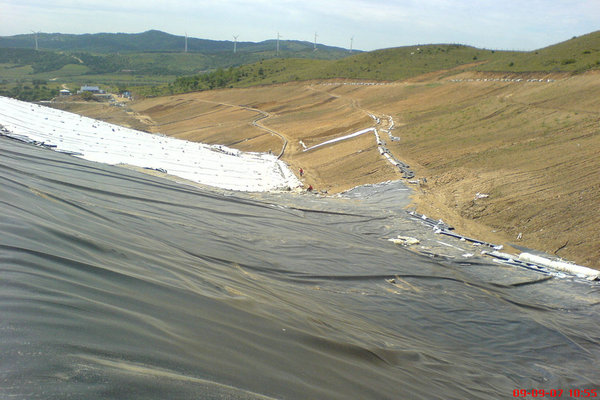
[167,31,600,94]
[335,31,600,77]
[479,30,600,73]
[170,44,505,92]
[0,30,353,78]
[0,30,356,99]
[0,30,353,56]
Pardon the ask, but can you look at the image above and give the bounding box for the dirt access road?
[54,71,600,269]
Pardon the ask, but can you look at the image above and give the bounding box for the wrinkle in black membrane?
[2,137,600,399]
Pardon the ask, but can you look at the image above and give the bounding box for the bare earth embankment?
[57,71,600,269]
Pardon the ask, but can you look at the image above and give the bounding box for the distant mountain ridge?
[0,30,354,55]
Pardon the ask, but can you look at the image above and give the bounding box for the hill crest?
[0,30,355,55]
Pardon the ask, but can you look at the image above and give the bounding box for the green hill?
[0,48,82,74]
[320,45,508,80]
[0,30,357,96]
[169,44,512,92]
[0,30,353,57]
[477,30,600,73]
[169,31,600,94]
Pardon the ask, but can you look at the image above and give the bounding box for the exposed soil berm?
[55,71,600,270]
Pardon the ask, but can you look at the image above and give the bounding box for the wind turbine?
[31,31,39,51]
[184,32,188,53]
[276,32,282,56]
[233,35,238,53]
[313,32,318,51]
[350,36,354,53]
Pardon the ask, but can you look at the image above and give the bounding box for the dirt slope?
[131,84,395,193]
[61,72,599,269]
[356,72,600,270]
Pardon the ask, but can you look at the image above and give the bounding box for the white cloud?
[0,0,598,50]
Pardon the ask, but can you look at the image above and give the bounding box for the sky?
[1,0,599,51]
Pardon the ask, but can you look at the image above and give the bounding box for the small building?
[59,89,71,96]
[78,85,105,94]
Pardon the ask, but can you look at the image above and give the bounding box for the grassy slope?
[191,45,507,87]
[162,32,600,95]
[313,31,600,78]
[479,31,600,72]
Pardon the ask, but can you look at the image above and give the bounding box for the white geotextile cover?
[0,96,301,192]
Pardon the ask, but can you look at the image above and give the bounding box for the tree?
[81,91,95,101]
